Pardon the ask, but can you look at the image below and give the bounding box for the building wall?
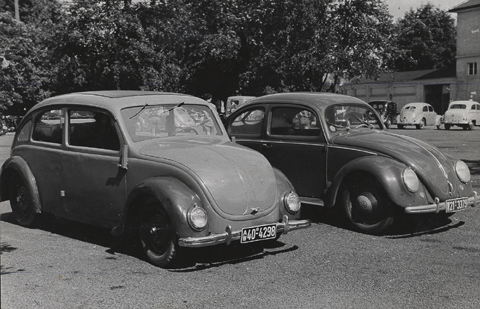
[454,6,480,101]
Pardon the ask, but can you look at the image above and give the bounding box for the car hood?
[139,138,277,216]
[332,130,459,197]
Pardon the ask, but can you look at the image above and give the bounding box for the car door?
[260,105,327,200]
[23,108,65,214]
[227,105,267,153]
[62,108,127,225]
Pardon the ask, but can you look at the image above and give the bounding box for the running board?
[300,197,324,207]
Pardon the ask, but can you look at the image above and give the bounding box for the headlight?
[284,191,301,214]
[455,160,471,183]
[187,206,207,231]
[403,167,419,193]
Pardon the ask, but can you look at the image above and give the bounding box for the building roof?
[449,0,480,13]
[357,67,456,83]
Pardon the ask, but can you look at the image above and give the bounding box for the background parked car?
[225,96,256,118]
[368,100,398,128]
[225,92,477,235]
[397,102,438,129]
[0,91,310,268]
[441,100,480,130]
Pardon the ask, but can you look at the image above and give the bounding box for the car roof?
[404,102,430,106]
[449,100,479,105]
[242,92,367,112]
[27,91,207,116]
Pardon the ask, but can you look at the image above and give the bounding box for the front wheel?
[340,176,394,235]
[138,200,179,268]
[9,174,38,227]
[397,124,404,129]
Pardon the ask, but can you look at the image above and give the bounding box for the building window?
[467,62,477,75]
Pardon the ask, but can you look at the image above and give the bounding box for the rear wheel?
[9,174,38,227]
[138,200,179,268]
[445,124,451,130]
[340,176,394,235]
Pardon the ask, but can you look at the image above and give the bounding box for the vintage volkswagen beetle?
[397,102,438,129]
[0,91,310,268]
[441,100,480,130]
[225,92,477,234]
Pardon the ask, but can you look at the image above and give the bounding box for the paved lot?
[1,127,480,309]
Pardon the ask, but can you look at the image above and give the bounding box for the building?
[340,0,480,114]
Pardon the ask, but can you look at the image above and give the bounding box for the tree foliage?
[392,3,456,71]
[0,0,456,114]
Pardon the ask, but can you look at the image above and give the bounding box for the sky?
[386,0,468,20]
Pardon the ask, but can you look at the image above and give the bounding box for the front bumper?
[178,215,311,248]
[404,191,477,214]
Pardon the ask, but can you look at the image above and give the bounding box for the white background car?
[397,102,438,129]
[442,100,480,130]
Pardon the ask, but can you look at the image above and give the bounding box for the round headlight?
[455,160,471,183]
[284,191,301,214]
[403,167,419,193]
[188,207,207,231]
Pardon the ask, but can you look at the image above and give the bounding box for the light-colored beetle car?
[0,91,310,268]
[397,102,438,129]
[442,100,480,130]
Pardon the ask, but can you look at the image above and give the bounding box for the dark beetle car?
[368,100,398,128]
[225,92,477,234]
[0,91,310,268]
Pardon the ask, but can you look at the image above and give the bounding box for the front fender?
[272,167,300,219]
[327,156,430,208]
[112,176,206,238]
[0,156,42,213]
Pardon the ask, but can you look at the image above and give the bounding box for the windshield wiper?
[129,102,149,119]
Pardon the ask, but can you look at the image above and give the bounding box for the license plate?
[240,224,277,244]
[446,197,468,213]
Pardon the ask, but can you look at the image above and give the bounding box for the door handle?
[262,143,273,149]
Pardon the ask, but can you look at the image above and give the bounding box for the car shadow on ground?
[0,211,298,270]
[301,204,463,238]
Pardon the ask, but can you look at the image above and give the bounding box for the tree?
[237,0,395,95]
[0,0,64,114]
[392,3,456,71]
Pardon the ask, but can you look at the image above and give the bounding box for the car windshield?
[325,104,383,133]
[449,104,466,110]
[121,103,222,142]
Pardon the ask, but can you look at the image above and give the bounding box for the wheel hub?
[355,192,378,215]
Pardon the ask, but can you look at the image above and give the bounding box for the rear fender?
[327,156,429,208]
[0,156,42,213]
[112,177,207,238]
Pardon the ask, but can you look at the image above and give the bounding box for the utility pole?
[15,0,20,21]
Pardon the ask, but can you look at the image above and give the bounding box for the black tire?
[138,200,179,268]
[385,118,391,129]
[340,176,394,235]
[9,174,38,227]
[445,124,451,130]
[397,124,404,129]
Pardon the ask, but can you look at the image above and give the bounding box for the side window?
[270,107,320,137]
[428,106,433,112]
[423,106,428,112]
[229,107,265,136]
[32,109,64,144]
[69,110,120,151]
[17,120,32,142]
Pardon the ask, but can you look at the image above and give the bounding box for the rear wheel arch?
[1,157,42,213]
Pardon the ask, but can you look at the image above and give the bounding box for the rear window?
[450,104,466,110]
